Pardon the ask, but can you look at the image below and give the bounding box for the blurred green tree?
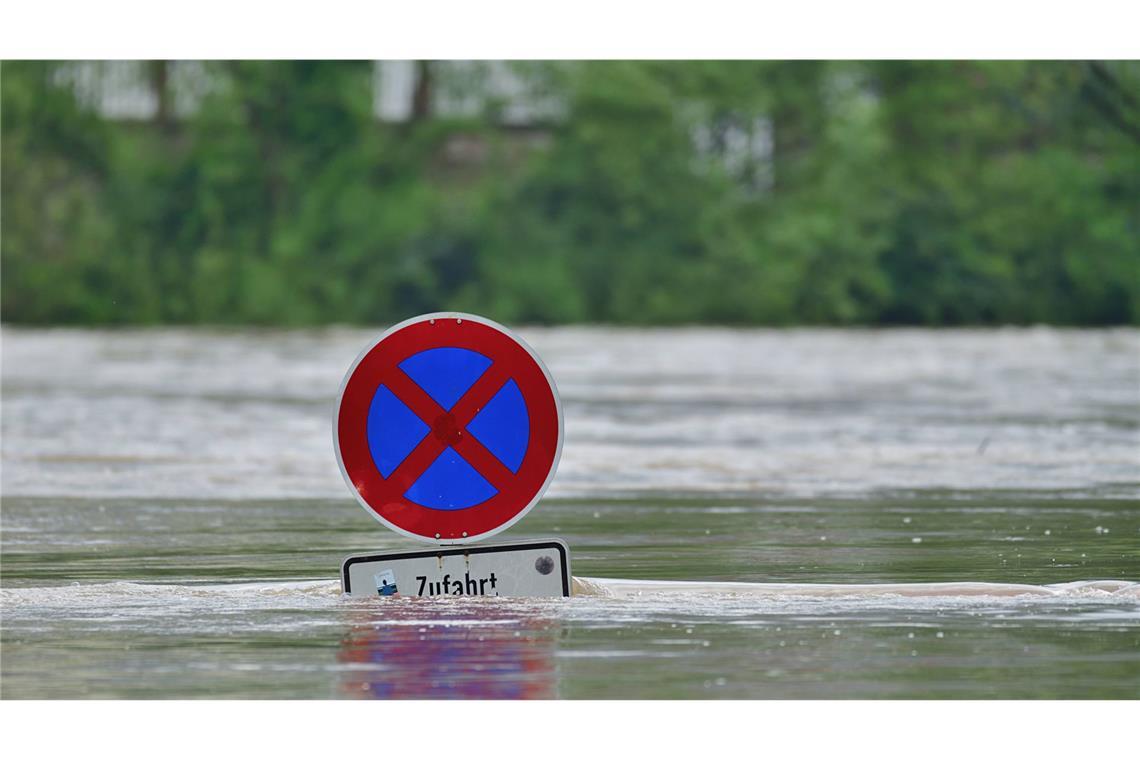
[2,60,1137,325]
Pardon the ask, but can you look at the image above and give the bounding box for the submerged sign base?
[341,538,571,599]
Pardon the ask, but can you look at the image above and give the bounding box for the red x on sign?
[334,313,563,544]
[378,356,518,497]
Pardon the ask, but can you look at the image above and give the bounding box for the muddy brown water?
[2,327,1137,698]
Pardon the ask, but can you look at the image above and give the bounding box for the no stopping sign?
[333,313,563,544]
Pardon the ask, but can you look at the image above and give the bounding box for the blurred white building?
[53,60,771,189]
[55,61,563,127]
[373,60,562,125]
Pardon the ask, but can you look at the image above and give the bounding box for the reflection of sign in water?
[333,313,563,544]
[342,539,570,598]
[338,604,559,699]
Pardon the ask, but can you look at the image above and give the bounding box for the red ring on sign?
[334,314,562,544]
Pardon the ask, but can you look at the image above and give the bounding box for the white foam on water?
[4,327,1138,500]
[4,578,1138,650]
[0,579,344,623]
[562,577,1140,626]
[3,577,1137,614]
[572,577,1140,599]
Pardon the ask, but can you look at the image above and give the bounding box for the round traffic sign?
[334,313,563,544]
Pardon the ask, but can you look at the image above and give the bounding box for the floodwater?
[1,326,1138,698]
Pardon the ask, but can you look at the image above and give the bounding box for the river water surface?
[2,327,1138,698]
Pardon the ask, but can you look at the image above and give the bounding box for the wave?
[3,577,1137,610]
[572,577,1140,598]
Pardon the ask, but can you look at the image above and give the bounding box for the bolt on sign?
[334,313,569,598]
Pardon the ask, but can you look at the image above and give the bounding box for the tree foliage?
[2,60,1137,325]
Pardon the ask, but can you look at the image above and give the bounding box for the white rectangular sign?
[341,538,571,598]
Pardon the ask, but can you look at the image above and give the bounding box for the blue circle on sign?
[365,347,530,511]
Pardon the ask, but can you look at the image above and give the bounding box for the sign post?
[334,313,569,598]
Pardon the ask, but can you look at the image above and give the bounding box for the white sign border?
[341,537,572,597]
